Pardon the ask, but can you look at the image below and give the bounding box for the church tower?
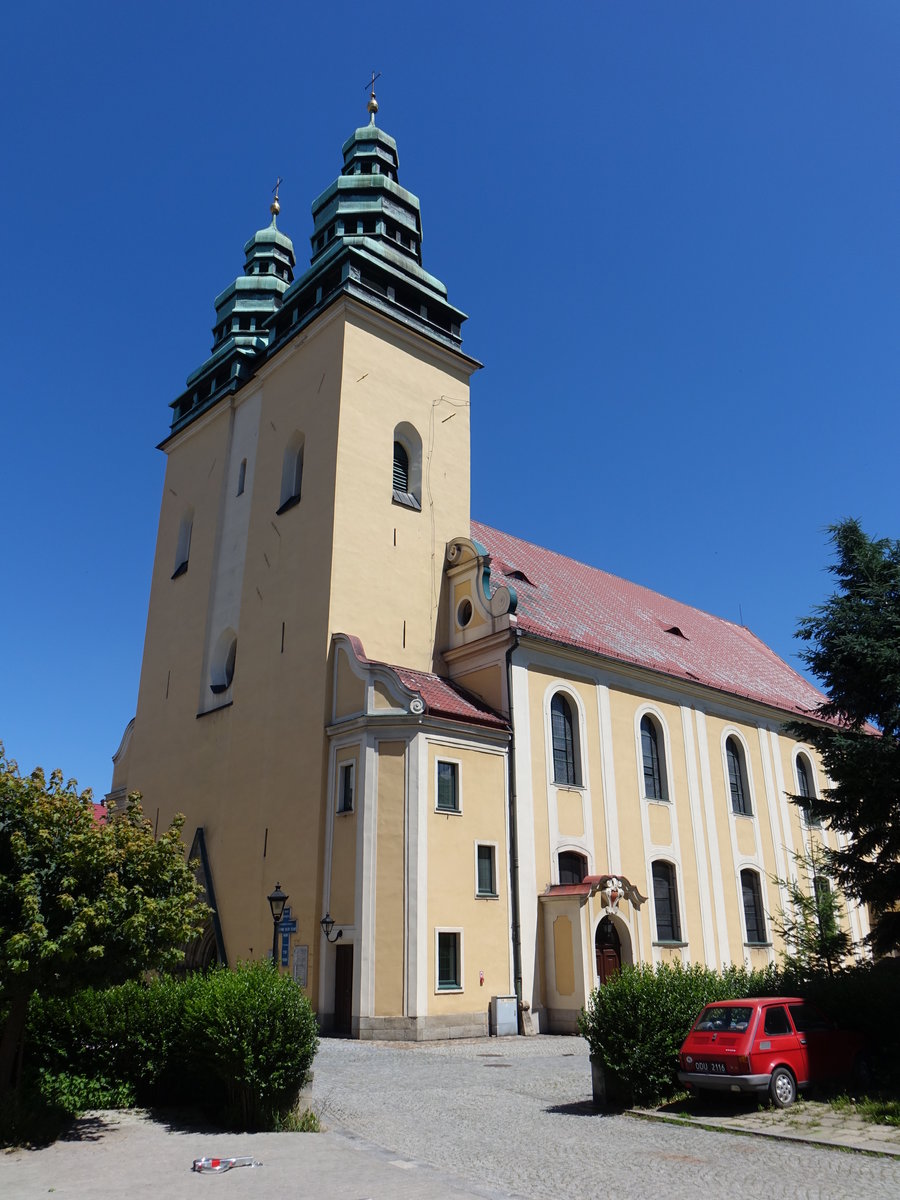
[110,92,499,1031]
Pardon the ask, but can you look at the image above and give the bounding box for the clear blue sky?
[1,1,897,797]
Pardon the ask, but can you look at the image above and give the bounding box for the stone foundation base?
[356,1012,490,1041]
[544,1007,581,1035]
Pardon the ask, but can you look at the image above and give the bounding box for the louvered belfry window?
[551,693,578,785]
[393,441,409,492]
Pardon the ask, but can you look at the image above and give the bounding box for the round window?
[457,598,473,628]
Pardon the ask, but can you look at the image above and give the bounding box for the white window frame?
[722,729,756,819]
[474,841,498,898]
[739,867,769,947]
[434,927,464,993]
[336,760,355,814]
[435,757,462,814]
[544,685,586,790]
[793,748,821,828]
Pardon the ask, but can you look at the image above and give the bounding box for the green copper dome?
[169,106,471,437]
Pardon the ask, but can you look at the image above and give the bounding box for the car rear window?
[693,1005,753,1033]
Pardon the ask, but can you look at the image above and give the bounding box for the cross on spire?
[365,70,381,122]
[270,176,283,220]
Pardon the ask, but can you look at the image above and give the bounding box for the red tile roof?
[471,521,826,721]
[340,635,508,730]
[392,666,509,729]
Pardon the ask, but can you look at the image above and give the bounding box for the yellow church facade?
[109,97,867,1038]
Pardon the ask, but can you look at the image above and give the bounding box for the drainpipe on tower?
[505,634,524,1033]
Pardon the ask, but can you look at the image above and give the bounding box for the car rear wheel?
[769,1066,797,1109]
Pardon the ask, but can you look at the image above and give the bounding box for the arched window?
[172,508,193,579]
[278,433,304,513]
[558,851,587,885]
[652,861,681,943]
[796,753,820,827]
[550,693,579,786]
[726,737,751,815]
[740,869,767,944]
[640,715,667,800]
[392,422,422,510]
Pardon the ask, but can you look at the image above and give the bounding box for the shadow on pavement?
[545,1101,609,1117]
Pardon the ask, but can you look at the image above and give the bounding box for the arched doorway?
[595,916,621,985]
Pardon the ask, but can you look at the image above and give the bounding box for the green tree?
[771,843,852,978]
[0,746,207,1108]
[787,519,900,956]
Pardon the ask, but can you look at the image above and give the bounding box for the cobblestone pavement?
[312,1035,900,1200]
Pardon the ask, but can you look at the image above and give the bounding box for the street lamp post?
[267,882,288,967]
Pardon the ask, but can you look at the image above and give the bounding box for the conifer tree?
[771,843,852,977]
[787,519,900,955]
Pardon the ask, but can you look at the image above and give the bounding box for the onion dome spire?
[263,91,469,362]
[170,186,296,431]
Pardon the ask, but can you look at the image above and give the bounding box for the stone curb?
[627,1107,900,1159]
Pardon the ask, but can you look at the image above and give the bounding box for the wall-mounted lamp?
[267,882,288,964]
[320,911,343,943]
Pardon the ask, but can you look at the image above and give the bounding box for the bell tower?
[112,92,480,979]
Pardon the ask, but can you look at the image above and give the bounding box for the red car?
[678,997,865,1108]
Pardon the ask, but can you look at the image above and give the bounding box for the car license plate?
[693,1061,727,1074]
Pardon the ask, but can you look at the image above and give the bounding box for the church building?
[109,91,867,1038]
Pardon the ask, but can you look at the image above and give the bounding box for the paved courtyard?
[313,1035,900,1199]
[2,1035,899,1199]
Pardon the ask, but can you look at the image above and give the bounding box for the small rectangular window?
[337,762,354,813]
[476,844,497,897]
[436,760,459,812]
[437,930,461,990]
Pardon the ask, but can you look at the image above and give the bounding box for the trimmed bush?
[25,963,319,1131]
[30,976,182,1101]
[183,962,319,1130]
[578,962,779,1105]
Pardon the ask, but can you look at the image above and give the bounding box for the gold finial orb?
[271,196,281,217]
[366,70,381,123]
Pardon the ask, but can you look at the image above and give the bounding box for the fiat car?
[678,997,865,1108]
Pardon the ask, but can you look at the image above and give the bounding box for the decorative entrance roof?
[471,520,826,720]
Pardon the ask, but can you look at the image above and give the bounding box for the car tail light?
[728,1056,750,1074]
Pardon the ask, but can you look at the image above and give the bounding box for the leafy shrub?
[29,976,183,1101]
[38,1069,135,1112]
[579,959,900,1106]
[24,963,319,1131]
[182,962,319,1130]
[578,962,781,1105]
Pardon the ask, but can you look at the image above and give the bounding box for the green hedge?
[578,960,900,1107]
[27,963,319,1130]
[578,962,777,1105]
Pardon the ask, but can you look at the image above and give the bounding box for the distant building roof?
[471,520,825,721]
